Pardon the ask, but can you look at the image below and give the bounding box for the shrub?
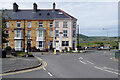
[5,46,11,50]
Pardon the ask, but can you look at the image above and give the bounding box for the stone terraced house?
[3,2,77,52]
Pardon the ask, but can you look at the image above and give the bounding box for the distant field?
[77,34,118,49]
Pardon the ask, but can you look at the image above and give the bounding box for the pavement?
[2,57,41,74]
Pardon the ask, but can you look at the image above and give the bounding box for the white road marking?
[48,72,53,77]
[79,60,87,64]
[94,66,120,75]
[43,68,46,71]
[79,57,83,59]
[102,67,119,72]
[94,66,104,70]
[85,60,94,64]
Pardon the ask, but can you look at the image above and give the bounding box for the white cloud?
[0,1,118,36]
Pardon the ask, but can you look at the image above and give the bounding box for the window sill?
[63,27,68,28]
[63,37,68,38]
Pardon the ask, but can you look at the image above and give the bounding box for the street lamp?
[102,28,109,47]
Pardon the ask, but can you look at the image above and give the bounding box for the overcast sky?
[0,0,118,37]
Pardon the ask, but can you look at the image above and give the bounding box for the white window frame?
[6,22,9,28]
[15,30,23,39]
[55,30,59,37]
[73,30,76,37]
[55,21,59,27]
[27,22,31,28]
[37,30,43,37]
[73,22,76,28]
[63,21,67,28]
[17,22,21,28]
[39,21,43,27]
[50,31,53,37]
[50,22,53,28]
[15,40,23,50]
[27,30,31,39]
[63,30,67,37]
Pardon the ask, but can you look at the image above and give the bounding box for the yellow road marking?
[0,56,47,76]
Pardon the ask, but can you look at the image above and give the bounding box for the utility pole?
[77,25,79,50]
[53,2,56,54]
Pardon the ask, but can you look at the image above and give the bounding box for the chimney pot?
[13,2,18,12]
[33,3,37,12]
[53,2,56,11]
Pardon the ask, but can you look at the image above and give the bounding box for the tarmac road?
[2,50,119,79]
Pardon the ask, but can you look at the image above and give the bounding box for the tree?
[1,9,11,48]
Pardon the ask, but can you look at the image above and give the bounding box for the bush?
[5,46,11,50]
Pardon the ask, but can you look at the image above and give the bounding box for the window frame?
[63,21,67,28]
[50,22,53,28]
[63,30,67,37]
[39,21,43,28]
[6,22,9,28]
[27,22,31,28]
[17,22,21,28]
[55,30,59,37]
[50,30,53,37]
[27,30,31,39]
[55,21,59,27]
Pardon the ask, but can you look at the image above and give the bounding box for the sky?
[0,0,119,37]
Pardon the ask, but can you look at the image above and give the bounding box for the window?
[50,31,53,37]
[55,30,59,37]
[27,30,31,39]
[15,30,20,37]
[39,21,43,27]
[73,22,76,28]
[55,21,59,27]
[6,30,9,37]
[37,30,43,37]
[15,40,22,48]
[73,30,76,37]
[28,22,31,28]
[6,22,9,28]
[63,21,67,28]
[5,42,9,48]
[62,41,65,46]
[50,22,53,28]
[63,30,67,37]
[66,41,69,46]
[39,41,42,47]
[62,41,69,46]
[17,22,21,28]
[15,30,23,38]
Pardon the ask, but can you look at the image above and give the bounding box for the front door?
[50,41,53,50]
[73,41,75,50]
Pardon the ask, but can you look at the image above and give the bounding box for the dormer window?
[59,12,63,15]
[39,13,42,15]
[47,13,50,15]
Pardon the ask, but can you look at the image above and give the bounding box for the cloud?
[0,1,118,37]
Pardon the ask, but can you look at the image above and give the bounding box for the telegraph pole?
[77,25,79,50]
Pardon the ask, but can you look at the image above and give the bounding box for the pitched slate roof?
[3,9,77,20]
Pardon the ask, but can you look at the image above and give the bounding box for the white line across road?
[48,72,53,77]
[85,60,94,64]
[94,66,120,75]
[79,60,87,64]
[43,68,46,71]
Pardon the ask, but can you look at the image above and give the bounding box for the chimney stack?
[33,3,37,12]
[53,2,56,11]
[13,2,18,12]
